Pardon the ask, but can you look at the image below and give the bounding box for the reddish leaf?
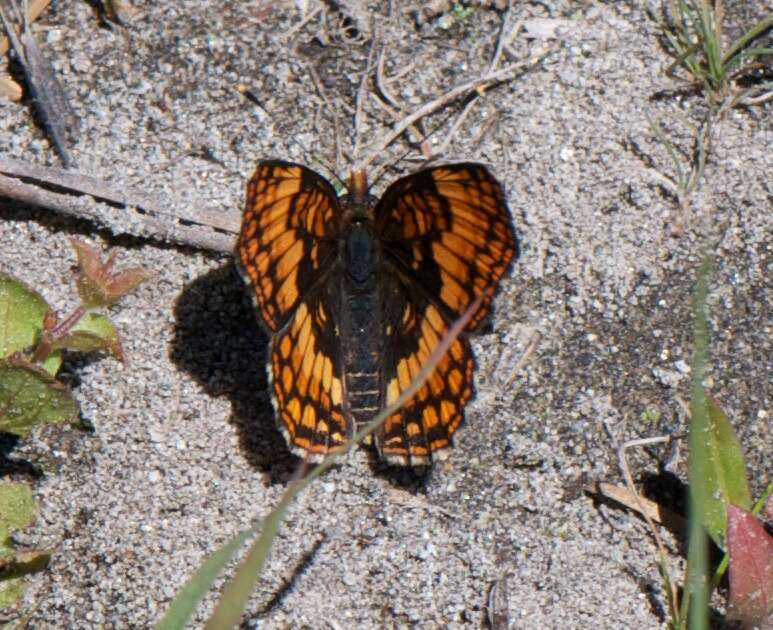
[104,268,155,304]
[727,504,773,627]
[69,238,153,307]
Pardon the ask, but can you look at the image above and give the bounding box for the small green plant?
[644,108,711,217]
[0,239,151,437]
[680,259,772,629]
[639,259,773,629]
[657,0,773,107]
[0,238,151,612]
[0,481,49,610]
[451,3,476,22]
[639,407,663,425]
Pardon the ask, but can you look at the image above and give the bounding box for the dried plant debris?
[414,0,509,26]
[0,0,77,167]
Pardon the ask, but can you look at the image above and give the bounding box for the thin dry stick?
[588,481,686,530]
[355,49,552,172]
[374,50,423,145]
[281,3,323,43]
[434,7,524,158]
[432,96,480,157]
[488,1,520,75]
[367,91,428,159]
[502,329,541,390]
[1,0,74,166]
[428,2,523,159]
[0,0,48,56]
[351,21,379,162]
[305,63,344,175]
[0,160,240,252]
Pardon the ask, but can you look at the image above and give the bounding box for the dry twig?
[617,435,681,609]
[0,158,239,252]
[1,0,76,166]
[0,0,47,56]
[356,45,553,173]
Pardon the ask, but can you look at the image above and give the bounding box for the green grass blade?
[696,4,723,86]
[727,47,773,72]
[687,255,711,630]
[645,111,687,191]
[751,481,773,516]
[722,14,773,67]
[155,524,260,630]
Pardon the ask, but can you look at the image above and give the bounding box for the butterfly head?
[341,169,377,222]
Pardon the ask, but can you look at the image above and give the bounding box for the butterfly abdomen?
[340,222,384,427]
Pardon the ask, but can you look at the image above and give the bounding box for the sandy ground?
[1,1,771,628]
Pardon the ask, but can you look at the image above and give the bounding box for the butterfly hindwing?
[377,275,475,465]
[268,281,351,460]
[236,160,340,333]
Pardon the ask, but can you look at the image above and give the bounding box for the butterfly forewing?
[236,161,339,333]
[375,164,516,331]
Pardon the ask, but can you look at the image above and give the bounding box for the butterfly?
[236,160,517,466]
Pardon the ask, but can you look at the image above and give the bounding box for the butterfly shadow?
[169,262,298,484]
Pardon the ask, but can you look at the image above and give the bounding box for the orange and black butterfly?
[236,161,517,466]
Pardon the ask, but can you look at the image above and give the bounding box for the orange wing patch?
[375,163,516,331]
[236,161,339,333]
[268,289,350,460]
[378,299,474,465]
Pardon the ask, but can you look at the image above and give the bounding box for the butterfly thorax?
[338,216,384,429]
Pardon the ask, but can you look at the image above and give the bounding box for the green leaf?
[0,274,49,360]
[0,481,35,543]
[0,360,78,436]
[697,398,753,548]
[41,350,63,377]
[0,481,49,609]
[53,313,124,362]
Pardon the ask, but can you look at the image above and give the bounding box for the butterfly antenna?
[308,154,348,194]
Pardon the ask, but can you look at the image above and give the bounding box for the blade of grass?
[702,5,725,87]
[722,14,773,68]
[645,111,687,192]
[203,297,483,629]
[751,481,773,517]
[686,255,711,630]
[155,524,261,630]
